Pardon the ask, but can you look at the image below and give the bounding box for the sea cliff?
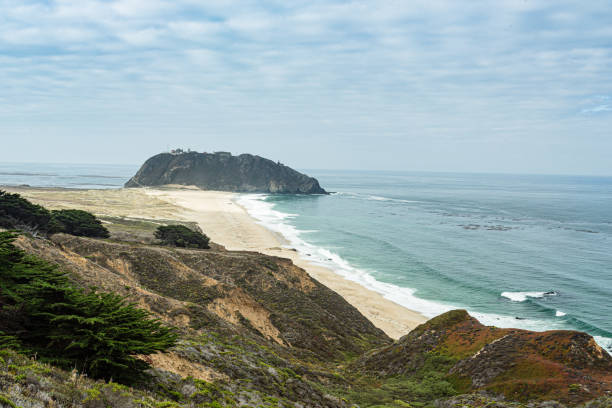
[125,151,328,194]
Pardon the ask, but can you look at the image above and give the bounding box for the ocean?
[0,162,137,189]
[2,163,611,352]
[238,170,612,353]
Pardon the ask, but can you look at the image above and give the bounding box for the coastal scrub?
[155,224,210,249]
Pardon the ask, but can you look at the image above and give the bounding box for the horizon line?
[1,159,611,179]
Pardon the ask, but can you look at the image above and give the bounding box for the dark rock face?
[125,151,328,194]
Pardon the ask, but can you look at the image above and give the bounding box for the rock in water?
[125,151,328,194]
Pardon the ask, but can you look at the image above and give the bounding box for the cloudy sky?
[1,0,611,174]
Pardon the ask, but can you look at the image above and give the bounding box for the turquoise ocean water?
[237,170,612,352]
[2,163,611,351]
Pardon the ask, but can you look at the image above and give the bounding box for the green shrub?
[0,190,51,231]
[0,191,109,238]
[49,209,109,238]
[0,231,177,384]
[345,353,458,407]
[155,225,210,249]
[0,394,18,408]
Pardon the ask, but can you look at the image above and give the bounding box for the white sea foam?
[595,336,612,353]
[471,312,563,332]
[237,194,453,318]
[501,291,547,302]
[333,191,420,204]
[556,310,566,317]
[236,194,611,353]
[369,195,390,201]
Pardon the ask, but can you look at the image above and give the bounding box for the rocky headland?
[125,151,328,194]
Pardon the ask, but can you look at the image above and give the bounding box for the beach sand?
[146,188,428,339]
[7,185,427,339]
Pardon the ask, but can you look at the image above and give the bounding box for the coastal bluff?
[125,150,328,194]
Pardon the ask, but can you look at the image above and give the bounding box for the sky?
[0,0,611,175]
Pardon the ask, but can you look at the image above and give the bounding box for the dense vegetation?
[0,190,51,231]
[0,190,109,237]
[0,348,247,408]
[155,224,210,249]
[341,354,458,407]
[48,209,110,238]
[0,232,176,384]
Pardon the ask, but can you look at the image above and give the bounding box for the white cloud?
[167,21,222,38]
[582,105,612,114]
[225,13,275,34]
[118,28,164,45]
[185,48,220,66]
[0,0,611,172]
[110,0,173,17]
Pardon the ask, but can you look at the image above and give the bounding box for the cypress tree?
[0,231,177,383]
[155,224,210,249]
[0,190,51,231]
[48,209,110,238]
[0,192,110,238]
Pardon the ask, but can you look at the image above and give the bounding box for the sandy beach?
[146,188,428,339]
[7,185,427,339]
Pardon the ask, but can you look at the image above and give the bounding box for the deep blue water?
[2,163,611,351]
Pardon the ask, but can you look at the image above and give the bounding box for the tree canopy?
[155,224,210,249]
[0,231,176,383]
[0,191,109,238]
[48,209,110,238]
[0,190,51,231]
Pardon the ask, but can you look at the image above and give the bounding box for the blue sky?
[1,0,611,174]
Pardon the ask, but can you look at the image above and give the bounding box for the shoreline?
[146,188,428,339]
[3,184,428,339]
[4,184,612,351]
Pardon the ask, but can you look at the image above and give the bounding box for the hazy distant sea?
[2,163,611,352]
[0,162,137,189]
